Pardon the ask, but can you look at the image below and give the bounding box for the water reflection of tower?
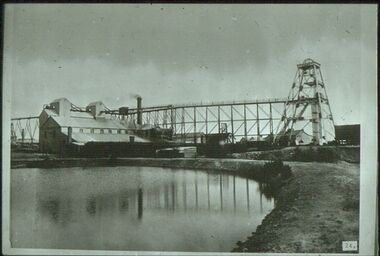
[80,171,275,219]
[171,181,175,211]
[119,192,129,213]
[195,173,199,210]
[219,173,223,211]
[137,188,143,219]
[164,184,169,209]
[258,182,277,208]
[207,173,211,210]
[246,178,250,212]
[233,175,236,211]
[182,179,187,211]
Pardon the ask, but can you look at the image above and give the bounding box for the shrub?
[280,164,293,179]
[292,147,339,162]
[342,196,359,211]
[316,147,339,162]
[262,160,293,181]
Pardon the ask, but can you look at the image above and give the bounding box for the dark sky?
[4,4,377,124]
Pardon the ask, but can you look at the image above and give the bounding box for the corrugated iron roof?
[44,109,93,118]
[42,108,150,143]
[62,131,149,143]
[54,116,126,129]
[44,109,128,129]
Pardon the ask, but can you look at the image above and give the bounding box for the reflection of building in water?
[36,171,275,223]
[37,197,73,224]
[219,174,223,211]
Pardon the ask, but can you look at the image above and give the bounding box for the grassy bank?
[232,145,360,163]
[11,155,265,172]
[232,161,360,253]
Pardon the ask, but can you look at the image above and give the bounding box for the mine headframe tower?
[274,58,335,145]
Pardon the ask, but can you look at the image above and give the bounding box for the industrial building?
[13,59,340,156]
[39,98,149,154]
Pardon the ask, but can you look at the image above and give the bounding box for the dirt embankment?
[232,161,360,253]
[11,155,267,171]
[232,146,360,164]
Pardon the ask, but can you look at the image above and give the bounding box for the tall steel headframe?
[274,58,335,145]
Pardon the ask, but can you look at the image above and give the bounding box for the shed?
[335,124,360,145]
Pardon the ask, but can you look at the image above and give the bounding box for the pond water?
[11,166,274,252]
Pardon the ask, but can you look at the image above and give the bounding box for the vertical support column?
[269,103,273,135]
[205,107,208,135]
[311,102,322,145]
[313,65,323,145]
[10,123,15,144]
[164,109,168,128]
[170,107,174,131]
[181,108,185,142]
[243,104,247,139]
[67,127,72,144]
[193,107,197,144]
[230,105,234,144]
[256,104,260,138]
[153,111,156,126]
[21,128,25,144]
[26,120,31,143]
[174,108,177,135]
[217,106,221,133]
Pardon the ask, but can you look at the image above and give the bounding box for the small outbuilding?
[334,124,360,145]
[172,132,206,144]
[276,129,313,146]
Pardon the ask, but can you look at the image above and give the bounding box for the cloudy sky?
[4,4,376,124]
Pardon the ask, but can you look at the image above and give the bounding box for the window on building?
[108,129,112,134]
[124,130,128,134]
[117,129,121,134]
[90,128,94,134]
[100,129,104,134]
[79,128,84,133]
[52,130,56,138]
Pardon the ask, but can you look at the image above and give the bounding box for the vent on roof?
[49,98,71,116]
[86,101,106,119]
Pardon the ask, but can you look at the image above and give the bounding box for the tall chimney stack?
[137,96,142,125]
